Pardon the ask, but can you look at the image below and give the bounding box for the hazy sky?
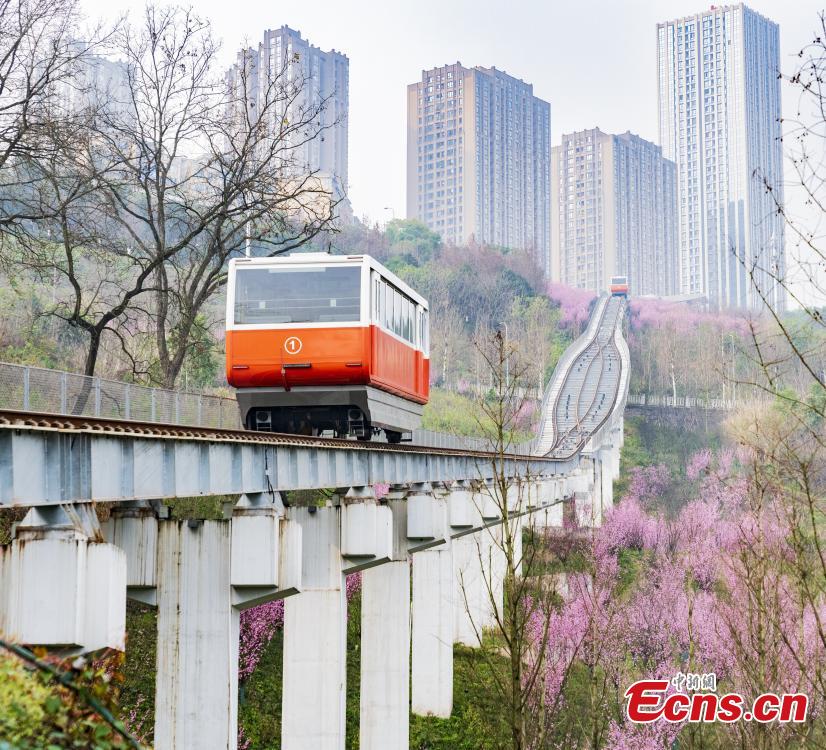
[79,0,819,221]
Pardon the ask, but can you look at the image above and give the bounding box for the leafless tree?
[0,0,111,230]
[3,3,339,386]
[721,11,826,731]
[137,13,340,386]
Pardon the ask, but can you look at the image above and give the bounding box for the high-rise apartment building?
[657,4,784,310]
[58,51,130,119]
[406,63,551,260]
[550,129,678,296]
[230,26,349,199]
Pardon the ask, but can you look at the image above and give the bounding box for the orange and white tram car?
[226,253,430,442]
[609,275,629,297]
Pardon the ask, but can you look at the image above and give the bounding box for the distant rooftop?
[656,3,777,29]
[257,24,348,58]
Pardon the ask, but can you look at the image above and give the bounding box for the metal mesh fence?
[411,429,535,455]
[0,362,242,429]
[0,362,539,451]
[626,393,738,410]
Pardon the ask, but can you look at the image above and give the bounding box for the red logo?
[625,679,808,724]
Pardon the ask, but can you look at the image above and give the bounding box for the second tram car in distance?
[610,275,629,297]
[226,254,429,442]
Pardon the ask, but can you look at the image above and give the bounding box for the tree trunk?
[72,327,103,414]
[159,312,197,389]
[154,270,171,387]
[670,356,678,405]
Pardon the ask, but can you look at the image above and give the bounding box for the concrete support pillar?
[478,479,501,522]
[341,486,392,563]
[154,519,238,749]
[531,481,563,530]
[546,481,564,528]
[474,479,503,629]
[411,541,453,717]
[360,561,410,748]
[525,479,542,509]
[599,449,615,518]
[408,484,452,717]
[104,501,159,606]
[453,532,483,646]
[610,440,622,479]
[511,514,524,577]
[282,506,346,750]
[0,505,126,653]
[568,467,597,528]
[506,479,522,513]
[360,494,410,750]
[124,494,291,749]
[575,490,595,528]
[451,483,482,646]
[487,524,506,625]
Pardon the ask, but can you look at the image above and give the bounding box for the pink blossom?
[239,599,284,681]
[546,283,597,331]
[606,713,681,750]
[628,297,748,337]
[602,497,667,554]
[625,464,672,510]
[533,445,826,735]
[686,449,712,481]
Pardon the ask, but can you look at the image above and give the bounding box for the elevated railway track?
[0,294,628,505]
[0,409,575,506]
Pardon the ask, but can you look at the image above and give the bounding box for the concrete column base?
[1,506,126,654]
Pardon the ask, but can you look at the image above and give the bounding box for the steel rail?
[533,295,608,452]
[0,409,559,463]
[574,299,621,428]
[568,302,621,442]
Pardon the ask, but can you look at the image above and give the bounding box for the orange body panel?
[226,326,429,404]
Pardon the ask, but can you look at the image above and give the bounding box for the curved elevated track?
[534,294,626,458]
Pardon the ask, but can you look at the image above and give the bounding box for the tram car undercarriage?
[236,385,424,443]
